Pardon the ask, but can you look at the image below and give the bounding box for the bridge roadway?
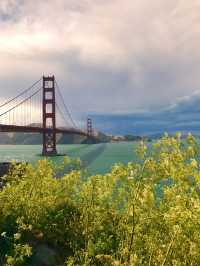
[0,124,89,137]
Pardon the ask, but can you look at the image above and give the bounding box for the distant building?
[111,135,126,142]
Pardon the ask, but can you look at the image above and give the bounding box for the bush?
[1,134,200,265]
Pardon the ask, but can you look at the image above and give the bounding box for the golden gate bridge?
[0,76,95,156]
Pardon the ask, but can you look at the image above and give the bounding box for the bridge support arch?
[42,76,57,156]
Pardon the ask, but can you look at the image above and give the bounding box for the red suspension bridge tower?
[87,118,93,137]
[42,76,57,155]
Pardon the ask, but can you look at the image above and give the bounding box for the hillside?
[0,131,109,145]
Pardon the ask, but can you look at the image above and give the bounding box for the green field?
[0,142,137,174]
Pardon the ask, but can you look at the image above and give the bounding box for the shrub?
[1,134,200,265]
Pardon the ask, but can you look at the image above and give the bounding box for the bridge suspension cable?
[56,102,72,128]
[55,80,78,129]
[0,87,42,119]
[0,78,42,109]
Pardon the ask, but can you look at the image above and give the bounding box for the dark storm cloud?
[92,92,200,135]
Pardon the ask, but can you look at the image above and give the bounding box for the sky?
[0,0,200,132]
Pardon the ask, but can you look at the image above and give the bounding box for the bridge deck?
[0,124,89,137]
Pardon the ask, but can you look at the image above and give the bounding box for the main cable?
[0,87,42,119]
[55,80,78,129]
[0,78,42,109]
[56,102,71,128]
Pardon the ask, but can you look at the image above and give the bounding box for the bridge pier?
[42,76,57,156]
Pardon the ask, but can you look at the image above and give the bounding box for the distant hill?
[0,131,109,145]
[0,132,84,145]
[0,133,40,145]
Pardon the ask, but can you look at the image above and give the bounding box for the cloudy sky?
[0,0,200,131]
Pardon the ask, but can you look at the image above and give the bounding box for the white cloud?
[0,0,200,118]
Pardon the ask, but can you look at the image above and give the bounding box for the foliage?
[0,134,200,265]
